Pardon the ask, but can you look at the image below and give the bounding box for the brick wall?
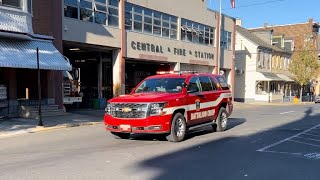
[32,0,64,108]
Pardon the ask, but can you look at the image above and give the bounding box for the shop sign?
[131,41,214,60]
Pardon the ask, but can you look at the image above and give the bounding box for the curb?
[0,121,103,139]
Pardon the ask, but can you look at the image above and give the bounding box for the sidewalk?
[233,101,315,108]
[0,109,105,138]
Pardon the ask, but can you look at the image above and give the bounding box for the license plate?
[120,124,131,131]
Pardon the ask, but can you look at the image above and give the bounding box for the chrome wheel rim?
[175,118,185,137]
[221,112,228,128]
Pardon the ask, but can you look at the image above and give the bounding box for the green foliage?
[289,41,320,87]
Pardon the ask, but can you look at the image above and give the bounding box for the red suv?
[104,71,233,142]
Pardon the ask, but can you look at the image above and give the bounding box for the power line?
[222,0,287,10]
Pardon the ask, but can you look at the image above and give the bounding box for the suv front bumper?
[104,114,172,134]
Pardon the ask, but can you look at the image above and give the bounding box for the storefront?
[0,36,71,117]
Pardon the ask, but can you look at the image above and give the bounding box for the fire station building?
[33,0,236,109]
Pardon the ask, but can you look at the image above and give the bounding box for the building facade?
[33,0,236,108]
[0,0,71,118]
[250,19,320,96]
[235,25,294,103]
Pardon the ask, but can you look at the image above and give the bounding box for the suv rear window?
[215,76,229,90]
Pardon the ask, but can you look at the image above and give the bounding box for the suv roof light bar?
[156,70,198,75]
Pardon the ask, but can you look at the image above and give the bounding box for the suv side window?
[209,76,218,90]
[187,77,200,93]
[199,76,214,92]
[216,76,229,90]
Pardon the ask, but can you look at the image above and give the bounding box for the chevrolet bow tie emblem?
[122,107,132,113]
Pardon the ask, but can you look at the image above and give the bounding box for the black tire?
[111,132,130,139]
[214,107,228,132]
[166,113,187,142]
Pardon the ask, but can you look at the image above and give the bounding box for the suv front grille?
[111,103,149,119]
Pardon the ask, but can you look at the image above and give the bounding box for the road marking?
[288,139,320,148]
[304,133,320,138]
[257,124,320,152]
[260,150,303,156]
[304,153,320,160]
[295,136,320,142]
[280,111,295,115]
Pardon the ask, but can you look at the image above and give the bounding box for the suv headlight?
[105,102,112,115]
[149,102,168,116]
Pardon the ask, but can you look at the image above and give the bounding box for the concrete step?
[18,105,67,119]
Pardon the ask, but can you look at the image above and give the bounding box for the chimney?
[309,18,313,24]
[264,22,268,28]
[236,19,242,27]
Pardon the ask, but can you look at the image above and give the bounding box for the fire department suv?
[104,71,233,142]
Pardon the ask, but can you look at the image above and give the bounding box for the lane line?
[304,133,320,138]
[294,136,320,142]
[280,111,295,115]
[288,139,320,148]
[259,150,303,156]
[257,124,320,152]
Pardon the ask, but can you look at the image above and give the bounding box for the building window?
[94,0,107,25]
[221,30,232,50]
[125,3,133,30]
[143,8,152,34]
[108,0,118,27]
[125,2,178,40]
[63,0,118,27]
[133,5,142,32]
[80,0,93,22]
[1,0,22,9]
[181,18,215,46]
[27,0,31,13]
[64,0,78,19]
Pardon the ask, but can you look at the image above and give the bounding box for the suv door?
[198,76,218,122]
[186,76,205,125]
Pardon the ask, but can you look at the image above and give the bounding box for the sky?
[208,0,320,28]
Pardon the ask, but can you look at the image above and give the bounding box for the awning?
[276,73,295,82]
[0,38,72,71]
[256,72,284,81]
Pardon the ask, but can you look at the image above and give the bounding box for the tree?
[289,40,320,102]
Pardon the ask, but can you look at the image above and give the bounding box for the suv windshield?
[134,78,186,93]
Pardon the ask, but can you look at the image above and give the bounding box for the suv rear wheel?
[166,113,186,142]
[214,107,228,132]
[111,132,130,139]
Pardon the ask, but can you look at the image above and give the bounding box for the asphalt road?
[1,104,320,180]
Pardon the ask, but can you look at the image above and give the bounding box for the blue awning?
[0,38,72,71]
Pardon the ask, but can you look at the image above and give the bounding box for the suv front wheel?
[166,113,186,142]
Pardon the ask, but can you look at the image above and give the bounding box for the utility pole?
[37,47,43,126]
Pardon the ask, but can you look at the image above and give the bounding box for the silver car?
[315,96,320,103]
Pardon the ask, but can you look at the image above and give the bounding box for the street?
[1,104,320,180]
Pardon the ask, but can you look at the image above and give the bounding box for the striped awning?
[0,38,72,71]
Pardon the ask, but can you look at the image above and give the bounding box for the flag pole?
[217,0,222,74]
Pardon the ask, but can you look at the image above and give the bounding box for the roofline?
[249,21,320,30]
[206,8,237,21]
